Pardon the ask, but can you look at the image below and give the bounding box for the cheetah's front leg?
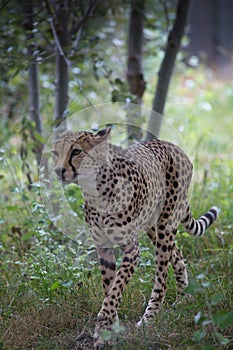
[94,242,140,349]
[97,247,116,297]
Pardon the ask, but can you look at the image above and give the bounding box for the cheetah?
[52,126,219,349]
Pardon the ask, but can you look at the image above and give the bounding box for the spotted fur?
[53,127,219,349]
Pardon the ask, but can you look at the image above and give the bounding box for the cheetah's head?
[52,126,111,184]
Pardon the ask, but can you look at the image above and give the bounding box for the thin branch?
[44,0,53,17]
[73,0,99,49]
[73,0,98,34]
[48,16,72,68]
[0,0,10,12]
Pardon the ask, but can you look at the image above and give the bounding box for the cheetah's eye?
[71,149,82,157]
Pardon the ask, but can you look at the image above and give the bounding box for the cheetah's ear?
[95,126,112,141]
[60,130,74,137]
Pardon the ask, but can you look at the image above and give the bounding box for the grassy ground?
[0,70,233,349]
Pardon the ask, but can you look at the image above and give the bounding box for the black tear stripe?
[68,156,77,177]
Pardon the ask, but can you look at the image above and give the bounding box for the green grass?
[0,70,233,349]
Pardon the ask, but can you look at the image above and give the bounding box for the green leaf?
[194,311,202,324]
[111,321,125,334]
[213,310,233,330]
[215,332,230,345]
[185,280,202,294]
[210,293,224,306]
[33,130,46,144]
[115,78,123,86]
[4,205,19,211]
[201,281,212,288]
[50,281,61,291]
[100,329,113,341]
[61,280,72,288]
[112,89,119,102]
[191,331,206,343]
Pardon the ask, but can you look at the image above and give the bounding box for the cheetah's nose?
[55,167,66,178]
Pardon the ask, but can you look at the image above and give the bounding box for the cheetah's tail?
[181,206,220,236]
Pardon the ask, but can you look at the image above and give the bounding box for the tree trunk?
[23,0,43,166]
[146,0,191,140]
[53,0,70,136]
[126,0,146,141]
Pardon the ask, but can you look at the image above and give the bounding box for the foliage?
[0,0,180,142]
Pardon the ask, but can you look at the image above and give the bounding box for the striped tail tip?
[183,206,220,237]
[210,206,220,218]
